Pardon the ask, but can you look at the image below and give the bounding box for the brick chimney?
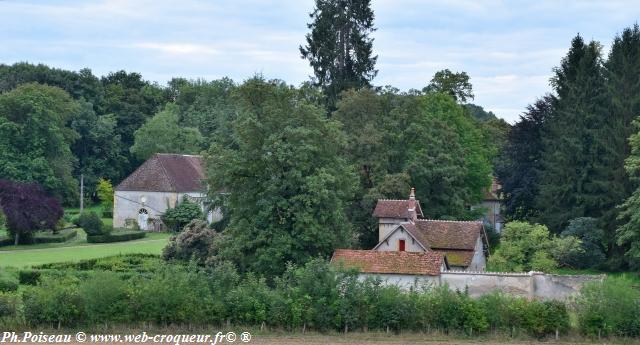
[408,187,417,222]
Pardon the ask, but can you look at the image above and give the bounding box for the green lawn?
[0,232,170,268]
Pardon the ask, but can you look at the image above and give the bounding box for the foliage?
[161,197,204,232]
[560,217,606,269]
[0,179,64,245]
[488,221,558,272]
[80,271,130,324]
[130,103,204,160]
[333,88,493,247]
[576,277,640,337]
[206,77,357,276]
[163,219,221,265]
[300,0,377,109]
[495,96,552,221]
[424,69,474,103]
[536,36,619,236]
[617,119,640,269]
[0,270,18,292]
[0,83,80,203]
[23,275,84,327]
[96,178,114,214]
[77,211,106,236]
[86,230,145,243]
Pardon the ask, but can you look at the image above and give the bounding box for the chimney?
[408,187,417,222]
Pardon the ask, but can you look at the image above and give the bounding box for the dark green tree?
[536,36,614,234]
[0,83,80,203]
[300,0,378,110]
[130,104,204,160]
[100,71,169,175]
[424,69,474,103]
[496,96,553,220]
[206,77,357,275]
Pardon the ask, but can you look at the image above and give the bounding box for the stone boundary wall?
[439,270,604,300]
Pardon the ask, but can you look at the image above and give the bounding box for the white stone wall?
[114,191,205,229]
[439,271,602,300]
[375,226,425,252]
[359,273,440,290]
[354,271,602,300]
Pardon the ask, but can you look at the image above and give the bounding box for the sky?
[1,0,640,123]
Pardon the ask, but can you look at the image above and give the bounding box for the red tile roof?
[373,200,423,218]
[116,154,205,192]
[415,219,482,251]
[331,249,444,276]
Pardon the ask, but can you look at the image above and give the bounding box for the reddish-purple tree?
[0,179,63,245]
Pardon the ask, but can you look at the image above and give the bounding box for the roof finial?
[409,187,415,200]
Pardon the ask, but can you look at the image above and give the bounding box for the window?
[399,239,406,251]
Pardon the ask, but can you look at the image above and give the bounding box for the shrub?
[0,291,21,319]
[163,220,220,264]
[0,271,18,292]
[32,228,77,244]
[77,212,106,236]
[161,197,203,232]
[23,275,84,327]
[560,217,606,269]
[576,277,640,337]
[129,265,213,324]
[18,270,41,285]
[80,271,130,324]
[86,230,145,243]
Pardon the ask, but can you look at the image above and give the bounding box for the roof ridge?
[416,219,482,224]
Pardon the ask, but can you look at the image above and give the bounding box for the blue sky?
[1,0,639,122]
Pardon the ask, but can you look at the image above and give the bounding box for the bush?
[0,291,21,319]
[161,197,203,232]
[23,275,84,327]
[0,271,18,292]
[80,271,130,324]
[77,212,106,236]
[163,220,221,264]
[576,277,640,337]
[32,228,77,244]
[87,230,145,243]
[129,265,213,324]
[18,270,41,285]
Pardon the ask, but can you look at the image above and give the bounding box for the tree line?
[496,24,640,271]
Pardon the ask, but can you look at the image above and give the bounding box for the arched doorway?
[138,208,149,231]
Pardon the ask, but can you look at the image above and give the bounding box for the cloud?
[2,0,640,122]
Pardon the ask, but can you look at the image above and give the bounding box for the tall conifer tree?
[300,0,378,110]
[536,36,614,233]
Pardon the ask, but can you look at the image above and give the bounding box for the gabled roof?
[116,154,205,193]
[415,219,483,251]
[331,249,445,276]
[373,199,424,219]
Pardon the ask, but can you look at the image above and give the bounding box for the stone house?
[474,177,504,233]
[369,188,489,271]
[114,153,218,231]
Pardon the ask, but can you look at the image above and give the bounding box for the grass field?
[0,232,170,268]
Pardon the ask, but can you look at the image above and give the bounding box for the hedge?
[33,228,77,244]
[0,228,77,246]
[87,230,145,243]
